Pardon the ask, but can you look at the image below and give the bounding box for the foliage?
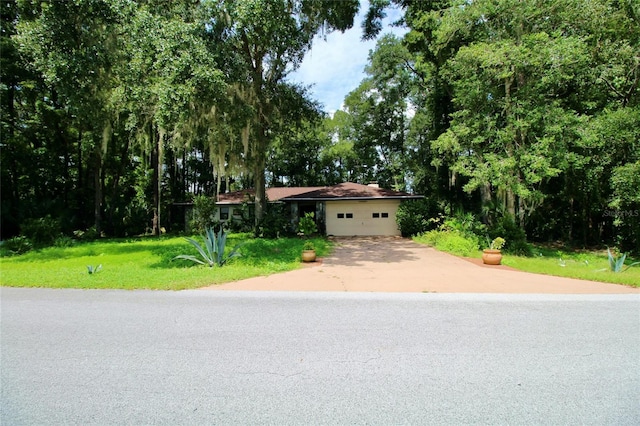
[490,237,506,251]
[54,236,75,248]
[297,212,318,236]
[606,249,640,273]
[87,264,102,275]
[488,215,532,256]
[256,203,292,239]
[395,199,440,237]
[609,160,640,254]
[440,211,487,241]
[1,236,32,256]
[414,230,481,258]
[20,216,62,247]
[0,234,332,290]
[73,227,100,241]
[3,0,638,255]
[303,241,315,251]
[174,227,242,267]
[189,195,218,234]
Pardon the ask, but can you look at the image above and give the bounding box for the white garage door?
[325,200,401,236]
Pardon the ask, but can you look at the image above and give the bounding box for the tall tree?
[15,0,130,234]
[221,0,359,225]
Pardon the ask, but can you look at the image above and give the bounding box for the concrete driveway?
[204,237,640,293]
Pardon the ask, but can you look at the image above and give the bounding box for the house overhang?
[280,195,424,202]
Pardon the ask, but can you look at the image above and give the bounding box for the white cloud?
[288,2,408,114]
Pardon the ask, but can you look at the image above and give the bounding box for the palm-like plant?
[174,227,242,267]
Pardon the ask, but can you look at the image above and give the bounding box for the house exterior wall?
[325,200,401,236]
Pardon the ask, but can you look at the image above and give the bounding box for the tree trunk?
[151,127,163,237]
[480,183,493,224]
[93,123,111,234]
[253,148,266,228]
[93,156,102,235]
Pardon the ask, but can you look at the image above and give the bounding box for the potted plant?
[482,237,505,265]
[302,240,317,262]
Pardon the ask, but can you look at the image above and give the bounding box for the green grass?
[413,232,640,287]
[502,247,640,287]
[0,234,331,290]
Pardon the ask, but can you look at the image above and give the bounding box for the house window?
[381,212,389,218]
[220,207,229,220]
[337,213,345,219]
[372,213,380,218]
[346,213,353,219]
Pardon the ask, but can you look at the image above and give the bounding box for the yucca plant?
[606,248,640,273]
[174,227,242,267]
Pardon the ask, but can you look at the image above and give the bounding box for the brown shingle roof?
[216,183,421,204]
[216,187,324,204]
[281,182,421,200]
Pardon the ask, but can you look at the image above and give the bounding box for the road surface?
[2,288,639,425]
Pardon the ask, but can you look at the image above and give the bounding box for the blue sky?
[288,2,407,114]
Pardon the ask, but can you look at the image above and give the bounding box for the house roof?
[216,183,422,204]
[216,186,325,204]
[281,182,422,201]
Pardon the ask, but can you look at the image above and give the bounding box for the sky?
[288,1,408,115]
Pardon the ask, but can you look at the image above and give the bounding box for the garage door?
[325,200,401,236]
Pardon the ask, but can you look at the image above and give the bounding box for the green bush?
[189,195,219,234]
[1,236,33,256]
[21,216,61,247]
[489,215,532,256]
[257,203,292,238]
[415,229,480,257]
[297,212,318,236]
[440,210,487,239]
[54,236,75,248]
[73,226,100,241]
[396,199,440,237]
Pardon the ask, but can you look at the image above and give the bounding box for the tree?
[15,0,130,234]
[221,0,359,226]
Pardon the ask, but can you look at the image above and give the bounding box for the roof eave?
[280,195,424,202]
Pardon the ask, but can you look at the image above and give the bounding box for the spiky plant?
[607,248,640,273]
[174,227,242,267]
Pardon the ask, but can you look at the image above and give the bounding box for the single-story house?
[214,182,423,236]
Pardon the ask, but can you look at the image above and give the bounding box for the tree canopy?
[2,0,638,252]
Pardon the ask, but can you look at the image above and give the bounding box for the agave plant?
[87,264,102,275]
[607,248,640,273]
[174,227,242,267]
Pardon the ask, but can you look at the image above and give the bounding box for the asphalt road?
[2,288,639,425]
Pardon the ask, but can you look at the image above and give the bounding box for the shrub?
[21,215,61,247]
[297,212,318,236]
[440,210,487,239]
[73,226,100,241]
[189,195,218,233]
[396,199,440,237]
[416,229,480,257]
[489,215,532,256]
[54,236,75,248]
[257,203,292,238]
[1,236,32,256]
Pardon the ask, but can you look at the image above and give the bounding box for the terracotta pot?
[482,249,502,265]
[302,250,316,262]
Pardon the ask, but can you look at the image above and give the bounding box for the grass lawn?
[413,233,639,287]
[501,247,640,287]
[0,234,331,290]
